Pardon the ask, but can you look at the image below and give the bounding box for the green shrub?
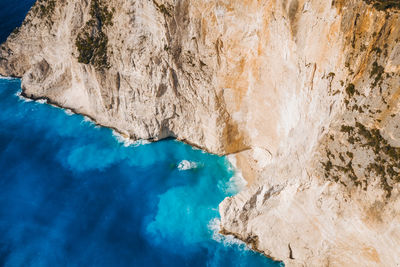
[32,0,56,19]
[370,61,385,87]
[75,31,109,68]
[75,0,114,70]
[345,83,356,98]
[362,0,400,10]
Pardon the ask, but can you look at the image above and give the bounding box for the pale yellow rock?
[1,0,400,266]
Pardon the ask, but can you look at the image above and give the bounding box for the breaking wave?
[177,159,199,170]
[15,91,33,102]
[208,218,249,249]
[0,71,281,267]
[0,75,16,80]
[112,130,151,147]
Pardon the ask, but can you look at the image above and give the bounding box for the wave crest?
[177,160,198,171]
[64,109,74,116]
[15,91,33,102]
[36,99,47,104]
[112,131,150,147]
[208,218,249,249]
[0,75,16,80]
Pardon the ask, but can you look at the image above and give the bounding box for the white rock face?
[1,0,400,266]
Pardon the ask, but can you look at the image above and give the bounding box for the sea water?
[0,0,35,43]
[0,1,282,266]
[0,78,281,267]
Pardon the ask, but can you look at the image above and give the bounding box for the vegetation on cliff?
[328,122,400,197]
[362,0,400,10]
[24,0,57,26]
[75,0,114,70]
[322,65,399,197]
[152,0,172,17]
[32,0,56,18]
[322,70,400,197]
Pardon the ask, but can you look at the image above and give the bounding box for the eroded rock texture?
[1,0,400,266]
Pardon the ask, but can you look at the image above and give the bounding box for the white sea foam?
[226,154,237,171]
[64,109,74,116]
[224,155,247,194]
[0,75,16,80]
[225,171,247,194]
[36,99,47,104]
[208,218,249,250]
[177,160,199,171]
[80,116,97,128]
[134,139,151,146]
[82,116,94,123]
[16,93,48,105]
[80,116,101,128]
[112,130,151,147]
[15,91,33,102]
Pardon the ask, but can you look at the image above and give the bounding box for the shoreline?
[1,76,277,262]
[219,228,283,263]
[0,75,209,154]
[0,77,280,266]
[18,87,255,185]
[10,77,256,187]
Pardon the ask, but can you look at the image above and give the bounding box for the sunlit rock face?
[1,0,400,266]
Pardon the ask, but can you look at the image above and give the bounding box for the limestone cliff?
[1,0,400,266]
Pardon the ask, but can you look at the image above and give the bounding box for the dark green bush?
[75,31,109,68]
[90,0,114,26]
[370,61,385,87]
[32,0,56,19]
[75,0,114,70]
[345,83,355,98]
[362,0,400,10]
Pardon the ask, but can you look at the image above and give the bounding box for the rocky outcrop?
[1,0,400,266]
[0,0,249,154]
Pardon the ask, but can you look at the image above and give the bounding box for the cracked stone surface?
[1,0,400,266]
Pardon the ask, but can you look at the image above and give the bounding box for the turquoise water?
[0,78,282,266]
[0,0,282,265]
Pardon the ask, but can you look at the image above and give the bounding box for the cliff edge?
[1,0,400,266]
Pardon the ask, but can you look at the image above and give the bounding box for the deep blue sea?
[0,1,281,266]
